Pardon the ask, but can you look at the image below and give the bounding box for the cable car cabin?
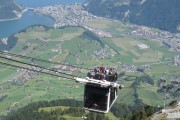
[84,67,119,113]
[84,83,118,113]
[75,67,120,113]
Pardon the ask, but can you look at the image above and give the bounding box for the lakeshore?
[0,0,85,38]
[0,9,54,38]
[0,8,28,22]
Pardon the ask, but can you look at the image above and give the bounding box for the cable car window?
[110,88,116,106]
[84,84,109,111]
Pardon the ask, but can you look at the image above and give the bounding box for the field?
[0,19,180,116]
[0,74,84,115]
[86,18,180,106]
[0,25,114,115]
[137,83,163,106]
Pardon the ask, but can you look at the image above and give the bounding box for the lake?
[0,10,54,38]
[0,0,86,38]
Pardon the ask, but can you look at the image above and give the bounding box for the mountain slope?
[84,0,180,32]
[0,0,22,20]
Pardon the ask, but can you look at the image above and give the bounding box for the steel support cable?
[0,60,156,89]
[0,50,91,70]
[0,64,17,70]
[0,53,156,89]
[0,55,75,77]
[0,61,75,80]
[122,86,155,89]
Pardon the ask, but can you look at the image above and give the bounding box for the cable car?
[75,67,122,113]
[0,50,123,114]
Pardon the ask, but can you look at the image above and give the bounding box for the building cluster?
[92,49,113,59]
[54,64,80,73]
[136,43,149,49]
[130,25,180,52]
[173,55,180,66]
[84,25,112,38]
[1,37,8,45]
[94,30,112,38]
[51,45,62,53]
[34,4,95,28]
[34,4,112,38]
[13,10,22,18]
[13,8,28,19]
[118,63,151,73]
[9,60,40,83]
[11,68,38,83]
[9,64,79,83]
[0,86,10,90]
[33,3,114,39]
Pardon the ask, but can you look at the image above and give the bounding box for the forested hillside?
[0,0,22,20]
[1,99,159,120]
[84,0,180,32]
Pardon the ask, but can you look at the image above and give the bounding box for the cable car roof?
[75,77,120,88]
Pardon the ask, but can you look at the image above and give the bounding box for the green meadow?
[0,20,179,115]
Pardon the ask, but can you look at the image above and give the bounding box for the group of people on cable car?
[87,66,118,82]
